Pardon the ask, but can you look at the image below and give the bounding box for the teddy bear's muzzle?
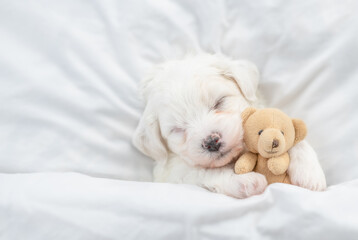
[257,128,286,158]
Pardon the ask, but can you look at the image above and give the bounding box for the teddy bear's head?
[241,108,307,158]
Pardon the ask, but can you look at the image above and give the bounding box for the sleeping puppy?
[133,54,326,198]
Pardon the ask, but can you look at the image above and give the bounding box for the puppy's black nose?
[202,133,221,152]
[272,139,279,148]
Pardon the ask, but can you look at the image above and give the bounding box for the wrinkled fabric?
[0,0,358,239]
[1,173,358,240]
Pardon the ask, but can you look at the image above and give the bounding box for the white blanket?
[1,0,358,239]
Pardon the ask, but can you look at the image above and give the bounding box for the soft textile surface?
[1,173,358,240]
[1,0,358,239]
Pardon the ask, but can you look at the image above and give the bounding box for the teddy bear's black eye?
[281,131,284,135]
[258,130,263,135]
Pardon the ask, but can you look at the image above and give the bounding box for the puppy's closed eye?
[170,127,186,134]
[213,96,226,110]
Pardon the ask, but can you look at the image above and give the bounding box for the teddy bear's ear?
[241,107,256,125]
[292,119,307,145]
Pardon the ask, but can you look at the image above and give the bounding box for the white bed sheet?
[1,173,358,240]
[1,0,358,239]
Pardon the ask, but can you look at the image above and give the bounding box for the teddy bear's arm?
[234,152,258,174]
[267,152,290,175]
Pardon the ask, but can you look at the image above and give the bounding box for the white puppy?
[133,54,326,198]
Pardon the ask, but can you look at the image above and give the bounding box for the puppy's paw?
[288,141,327,191]
[290,169,327,191]
[226,172,267,198]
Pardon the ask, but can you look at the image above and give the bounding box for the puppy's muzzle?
[202,132,222,152]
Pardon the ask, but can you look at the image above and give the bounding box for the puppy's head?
[133,54,259,168]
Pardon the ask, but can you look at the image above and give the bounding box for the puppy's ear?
[241,107,256,125]
[292,119,307,145]
[222,60,259,103]
[132,101,168,162]
[133,66,168,162]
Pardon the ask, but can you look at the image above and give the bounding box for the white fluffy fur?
[133,54,326,198]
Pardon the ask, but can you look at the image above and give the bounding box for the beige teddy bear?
[234,108,307,184]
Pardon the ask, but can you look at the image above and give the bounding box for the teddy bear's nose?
[272,139,279,148]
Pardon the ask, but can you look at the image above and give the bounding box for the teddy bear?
[234,108,307,184]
